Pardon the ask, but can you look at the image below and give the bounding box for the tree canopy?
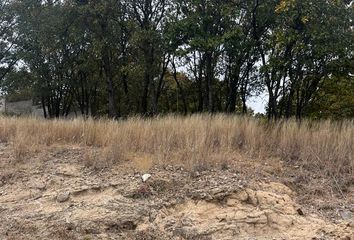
[0,0,352,119]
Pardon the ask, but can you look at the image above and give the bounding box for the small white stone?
[141,174,152,182]
[57,191,70,203]
[36,182,46,190]
[340,211,352,220]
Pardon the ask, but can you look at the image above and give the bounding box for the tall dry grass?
[0,115,353,182]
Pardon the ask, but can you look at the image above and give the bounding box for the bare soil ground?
[0,143,353,240]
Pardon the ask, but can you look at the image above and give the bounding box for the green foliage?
[0,0,17,81]
[0,0,352,119]
[306,76,354,119]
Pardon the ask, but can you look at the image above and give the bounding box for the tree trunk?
[205,51,214,112]
[152,54,169,115]
[141,43,154,115]
[102,50,116,118]
[228,76,239,113]
[197,57,204,112]
[242,94,247,114]
[285,87,294,119]
[172,58,188,115]
[41,96,47,119]
[227,64,240,113]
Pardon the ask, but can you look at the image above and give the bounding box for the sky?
[248,93,267,114]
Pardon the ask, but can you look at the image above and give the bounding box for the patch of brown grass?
[0,115,353,185]
[10,128,40,162]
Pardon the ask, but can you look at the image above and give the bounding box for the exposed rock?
[143,184,353,239]
[35,182,46,191]
[142,174,152,182]
[340,211,353,221]
[56,191,70,203]
[0,146,352,240]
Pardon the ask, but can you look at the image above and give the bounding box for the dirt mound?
[0,146,352,239]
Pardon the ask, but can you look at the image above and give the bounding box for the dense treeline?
[0,0,353,119]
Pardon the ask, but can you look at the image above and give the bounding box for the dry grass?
[0,114,353,185]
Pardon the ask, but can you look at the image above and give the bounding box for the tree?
[305,75,354,119]
[223,0,261,113]
[0,0,17,83]
[13,0,72,117]
[174,0,235,112]
[0,0,352,119]
[267,0,353,119]
[76,0,131,118]
[129,0,170,115]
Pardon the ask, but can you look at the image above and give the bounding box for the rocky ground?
[0,144,353,240]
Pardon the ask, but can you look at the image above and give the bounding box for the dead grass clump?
[11,128,40,162]
[83,148,100,169]
[0,115,352,188]
[0,117,16,142]
[84,143,126,170]
[102,143,126,165]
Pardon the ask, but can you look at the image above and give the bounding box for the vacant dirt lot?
[0,143,352,240]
